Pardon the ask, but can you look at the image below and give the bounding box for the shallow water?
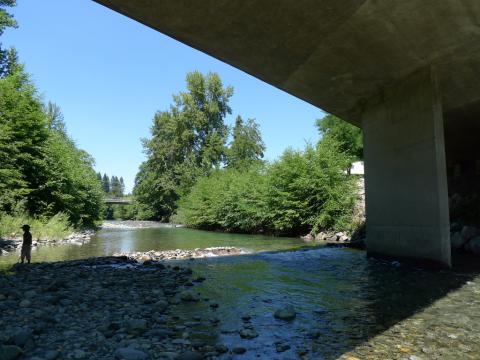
[2,223,480,359]
[0,223,309,267]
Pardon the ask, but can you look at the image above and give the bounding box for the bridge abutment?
[362,67,451,267]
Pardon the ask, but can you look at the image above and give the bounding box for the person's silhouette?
[20,224,32,264]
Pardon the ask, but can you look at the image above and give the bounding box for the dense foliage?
[135,72,359,235]
[176,137,357,235]
[316,114,363,160]
[133,71,235,220]
[0,2,104,231]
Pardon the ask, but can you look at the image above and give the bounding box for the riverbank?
[0,230,94,256]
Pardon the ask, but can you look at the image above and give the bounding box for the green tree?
[119,177,125,196]
[0,1,17,78]
[102,173,110,194]
[0,63,50,214]
[134,71,233,220]
[226,116,265,169]
[316,114,363,160]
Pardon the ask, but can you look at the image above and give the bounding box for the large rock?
[274,305,296,321]
[115,347,148,360]
[450,231,468,250]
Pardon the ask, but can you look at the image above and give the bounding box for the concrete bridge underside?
[94,0,480,267]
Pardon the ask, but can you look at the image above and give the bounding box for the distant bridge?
[105,198,132,205]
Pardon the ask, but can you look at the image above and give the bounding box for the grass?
[0,212,73,241]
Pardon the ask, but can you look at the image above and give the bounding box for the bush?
[175,166,268,232]
[176,137,358,235]
[0,211,72,241]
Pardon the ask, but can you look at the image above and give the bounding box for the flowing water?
[2,222,480,359]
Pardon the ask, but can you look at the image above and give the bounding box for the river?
[1,222,480,359]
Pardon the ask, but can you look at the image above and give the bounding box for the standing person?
[20,224,32,264]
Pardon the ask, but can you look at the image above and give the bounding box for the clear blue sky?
[3,0,324,193]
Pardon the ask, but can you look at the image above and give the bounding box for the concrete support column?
[362,67,451,267]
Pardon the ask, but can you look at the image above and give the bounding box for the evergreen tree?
[119,177,125,196]
[102,173,110,194]
[96,172,102,182]
[227,116,265,169]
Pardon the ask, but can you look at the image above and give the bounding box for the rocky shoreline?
[0,256,295,360]
[114,247,247,262]
[0,231,94,256]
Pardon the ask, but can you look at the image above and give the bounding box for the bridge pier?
[362,67,451,267]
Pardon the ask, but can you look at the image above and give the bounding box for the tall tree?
[119,177,125,196]
[102,173,110,194]
[0,1,17,78]
[134,71,233,220]
[0,62,49,214]
[316,114,363,160]
[227,116,265,169]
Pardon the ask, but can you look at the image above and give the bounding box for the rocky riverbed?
[115,247,247,262]
[0,231,94,256]
[0,256,263,360]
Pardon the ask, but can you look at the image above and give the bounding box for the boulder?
[301,234,314,242]
[315,232,327,241]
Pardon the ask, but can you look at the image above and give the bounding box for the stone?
[239,328,258,339]
[241,314,251,322]
[19,299,31,308]
[11,327,33,347]
[274,305,296,321]
[177,351,203,360]
[0,345,22,360]
[115,347,148,360]
[232,347,246,355]
[125,319,148,335]
[461,226,477,240]
[275,342,291,352]
[315,232,326,241]
[302,234,313,241]
[0,294,6,301]
[451,231,467,250]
